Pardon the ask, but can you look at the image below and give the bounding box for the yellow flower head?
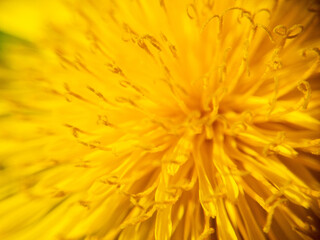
[0,0,320,239]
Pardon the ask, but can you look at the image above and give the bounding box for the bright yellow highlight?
[0,0,320,239]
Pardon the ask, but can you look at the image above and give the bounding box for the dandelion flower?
[1,0,320,239]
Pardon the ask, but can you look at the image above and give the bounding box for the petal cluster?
[0,0,320,239]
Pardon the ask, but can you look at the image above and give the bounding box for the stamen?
[75,54,95,76]
[186,4,198,20]
[268,76,279,116]
[224,7,251,16]
[159,0,166,11]
[143,35,162,51]
[205,0,214,10]
[79,200,91,209]
[122,23,139,43]
[253,8,271,21]
[97,115,114,127]
[52,190,66,198]
[301,48,320,79]
[286,24,304,39]
[115,96,138,108]
[256,24,275,43]
[64,83,94,104]
[199,227,215,240]
[273,25,287,37]
[78,140,111,151]
[55,49,79,70]
[75,160,92,168]
[201,15,221,34]
[106,63,125,77]
[297,80,311,110]
[87,85,109,103]
[121,206,156,228]
[64,124,91,138]
[219,47,231,83]
[263,198,286,233]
